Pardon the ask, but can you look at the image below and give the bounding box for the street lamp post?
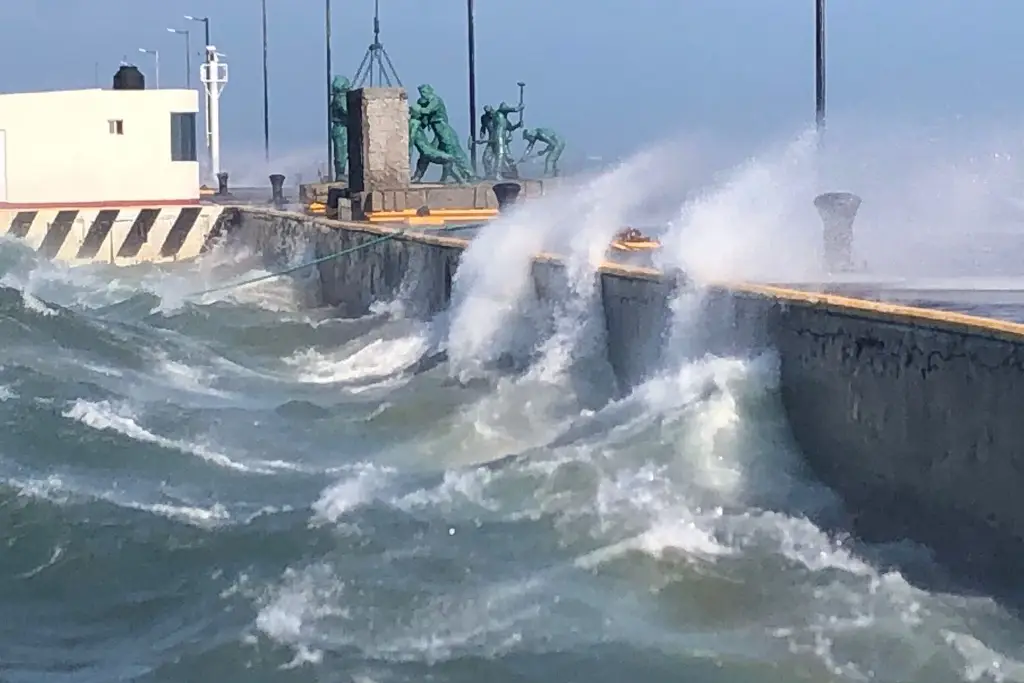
[138,48,160,88]
[184,15,211,54]
[185,14,213,175]
[167,28,192,88]
[815,0,826,133]
[467,0,478,174]
[326,0,333,181]
[262,0,270,162]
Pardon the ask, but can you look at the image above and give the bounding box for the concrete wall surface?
[223,207,1024,583]
[720,285,1024,581]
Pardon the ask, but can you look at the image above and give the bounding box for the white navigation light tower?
[199,46,228,182]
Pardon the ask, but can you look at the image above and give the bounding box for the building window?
[170,112,197,162]
[108,119,124,135]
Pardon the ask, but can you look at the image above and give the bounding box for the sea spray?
[1,123,1023,682]
[445,138,707,384]
[658,122,1024,285]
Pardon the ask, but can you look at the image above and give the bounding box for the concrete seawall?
[222,206,1024,583]
[0,205,225,265]
[720,285,1024,580]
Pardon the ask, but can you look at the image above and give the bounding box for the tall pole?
[262,0,270,161]
[167,29,192,88]
[185,32,191,89]
[815,0,826,133]
[139,48,160,88]
[326,0,334,181]
[186,15,213,175]
[467,0,478,174]
[204,18,211,172]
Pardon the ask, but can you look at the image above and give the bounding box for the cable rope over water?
[188,223,472,298]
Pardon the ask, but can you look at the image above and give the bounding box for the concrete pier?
[205,86,1024,590]
[719,283,1024,582]
[218,205,1024,587]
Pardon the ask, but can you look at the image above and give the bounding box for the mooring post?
[216,171,230,196]
[269,173,286,207]
[814,191,861,272]
[492,181,521,213]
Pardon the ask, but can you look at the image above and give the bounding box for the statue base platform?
[351,179,548,219]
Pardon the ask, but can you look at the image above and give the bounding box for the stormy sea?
[4,130,1024,682]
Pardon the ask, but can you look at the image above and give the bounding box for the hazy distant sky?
[3,1,1024,174]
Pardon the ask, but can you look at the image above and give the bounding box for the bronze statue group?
[329,76,564,184]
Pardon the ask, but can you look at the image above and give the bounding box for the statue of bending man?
[521,127,565,178]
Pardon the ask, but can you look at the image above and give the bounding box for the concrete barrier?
[222,206,1024,584]
[0,205,226,265]
[718,283,1024,583]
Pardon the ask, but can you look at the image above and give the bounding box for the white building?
[0,88,200,209]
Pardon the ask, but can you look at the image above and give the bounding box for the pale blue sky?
[3,1,1023,175]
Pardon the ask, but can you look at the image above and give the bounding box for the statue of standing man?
[478,105,496,178]
[491,101,523,179]
[475,99,523,180]
[329,76,351,180]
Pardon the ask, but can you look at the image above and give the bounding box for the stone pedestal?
[350,179,549,219]
[346,87,409,194]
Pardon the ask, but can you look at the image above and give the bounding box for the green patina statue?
[476,105,497,178]
[329,75,351,180]
[410,84,474,183]
[495,101,523,178]
[521,127,565,177]
[409,108,472,184]
[476,101,523,180]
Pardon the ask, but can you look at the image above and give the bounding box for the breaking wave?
[3,125,1024,682]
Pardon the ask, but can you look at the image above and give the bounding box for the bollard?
[216,171,230,196]
[492,181,522,213]
[814,191,862,272]
[269,174,286,207]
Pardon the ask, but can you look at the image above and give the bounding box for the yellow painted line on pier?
[595,259,665,281]
[281,210,1024,337]
[366,215,482,226]
[297,212,474,250]
[368,208,499,219]
[582,253,1024,336]
[729,282,1024,338]
[303,207,498,223]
